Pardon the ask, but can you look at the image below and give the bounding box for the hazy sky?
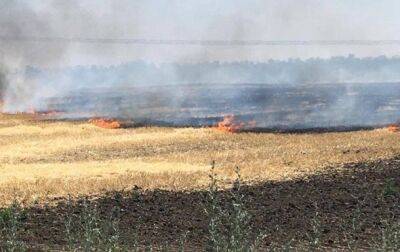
[1,0,400,66]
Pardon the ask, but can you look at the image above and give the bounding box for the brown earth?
[19,156,400,249]
[0,113,400,249]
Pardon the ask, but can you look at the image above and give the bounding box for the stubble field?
[1,113,400,250]
[1,113,399,205]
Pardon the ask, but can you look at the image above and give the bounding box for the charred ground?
[0,110,400,250]
[45,83,400,130]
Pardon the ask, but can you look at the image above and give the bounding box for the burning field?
[2,80,400,250]
[3,0,400,250]
[39,83,400,129]
[1,111,400,204]
[1,110,400,249]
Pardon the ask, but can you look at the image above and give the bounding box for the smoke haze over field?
[0,68,6,100]
[1,0,400,66]
[1,1,400,128]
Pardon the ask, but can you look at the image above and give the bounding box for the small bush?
[0,201,26,251]
[382,179,399,198]
[64,199,123,251]
[376,219,400,251]
[205,163,266,251]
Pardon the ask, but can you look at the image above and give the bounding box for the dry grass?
[1,113,400,205]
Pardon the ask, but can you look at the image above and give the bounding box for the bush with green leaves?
[64,198,124,252]
[0,201,26,251]
[205,162,265,251]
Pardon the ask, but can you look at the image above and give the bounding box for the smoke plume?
[0,0,66,110]
[1,1,400,128]
[0,67,6,100]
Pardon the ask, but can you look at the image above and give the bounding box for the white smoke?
[0,0,400,128]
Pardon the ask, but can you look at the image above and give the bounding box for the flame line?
[1,36,400,46]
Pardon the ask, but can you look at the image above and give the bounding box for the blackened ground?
[46,82,400,129]
[21,156,400,250]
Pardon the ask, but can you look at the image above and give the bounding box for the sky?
[1,0,400,67]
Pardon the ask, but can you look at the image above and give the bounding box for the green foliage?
[307,208,322,251]
[205,161,225,251]
[64,199,123,251]
[0,201,26,251]
[376,219,400,252]
[341,206,364,251]
[382,179,399,198]
[205,163,266,251]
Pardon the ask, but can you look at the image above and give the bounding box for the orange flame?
[89,118,121,129]
[387,124,400,133]
[215,115,255,133]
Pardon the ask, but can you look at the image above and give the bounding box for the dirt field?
[1,113,400,205]
[1,113,400,249]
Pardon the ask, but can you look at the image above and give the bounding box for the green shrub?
[205,162,265,251]
[64,199,123,251]
[376,219,400,251]
[0,201,26,251]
